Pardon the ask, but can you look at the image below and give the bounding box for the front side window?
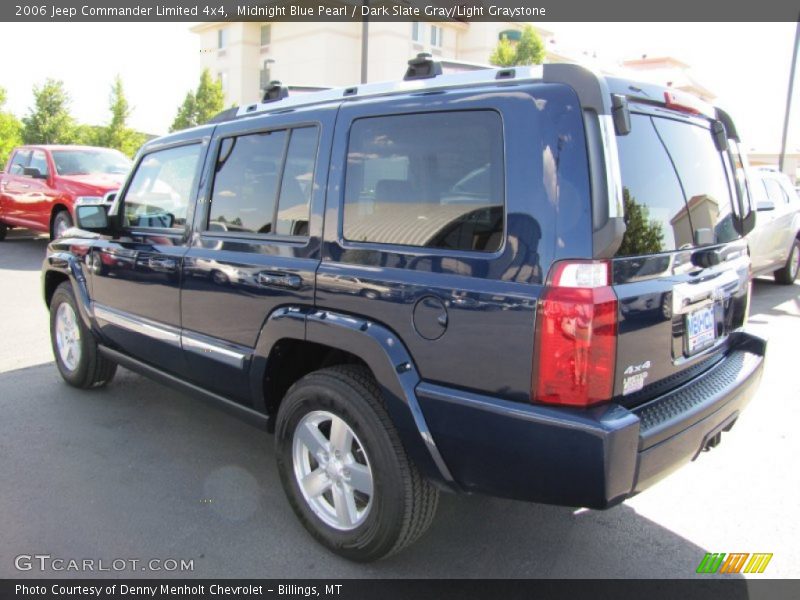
[343,111,504,252]
[208,126,319,237]
[52,149,131,176]
[763,177,789,205]
[122,144,202,229]
[8,150,31,175]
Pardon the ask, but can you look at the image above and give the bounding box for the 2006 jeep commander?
[43,58,766,561]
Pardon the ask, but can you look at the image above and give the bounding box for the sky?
[0,21,797,152]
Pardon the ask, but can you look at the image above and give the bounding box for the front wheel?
[0,222,7,241]
[51,209,73,240]
[774,238,800,285]
[275,365,439,562]
[49,282,117,388]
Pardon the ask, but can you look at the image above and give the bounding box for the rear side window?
[208,126,319,237]
[615,113,738,257]
[29,150,49,177]
[343,111,504,252]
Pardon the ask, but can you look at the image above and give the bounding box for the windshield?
[52,149,132,176]
[615,112,739,257]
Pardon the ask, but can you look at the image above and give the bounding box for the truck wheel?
[275,365,439,562]
[50,282,117,388]
[0,222,7,241]
[51,209,73,240]
[774,239,800,285]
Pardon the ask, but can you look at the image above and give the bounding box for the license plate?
[685,305,716,354]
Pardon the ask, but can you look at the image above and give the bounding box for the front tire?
[51,209,73,240]
[275,365,439,562]
[774,238,800,285]
[49,282,117,388]
[0,222,7,241]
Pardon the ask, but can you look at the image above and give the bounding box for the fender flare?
[43,252,94,328]
[250,306,456,488]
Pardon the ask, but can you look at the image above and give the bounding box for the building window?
[411,22,423,44]
[217,27,227,49]
[430,25,443,48]
[343,111,505,252]
[260,24,271,47]
[217,72,228,93]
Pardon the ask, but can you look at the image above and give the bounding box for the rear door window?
[208,126,319,237]
[615,113,739,257]
[615,114,688,255]
[652,118,738,245]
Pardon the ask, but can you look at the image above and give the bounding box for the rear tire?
[0,222,7,241]
[49,282,117,388]
[774,238,800,285]
[275,365,439,562]
[51,209,73,240]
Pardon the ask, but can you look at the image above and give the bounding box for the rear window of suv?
[615,112,739,257]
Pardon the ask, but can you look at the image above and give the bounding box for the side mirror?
[75,205,109,231]
[757,200,776,212]
[22,167,47,179]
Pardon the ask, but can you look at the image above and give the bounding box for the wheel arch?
[250,306,456,489]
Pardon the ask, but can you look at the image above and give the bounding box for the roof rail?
[235,64,545,119]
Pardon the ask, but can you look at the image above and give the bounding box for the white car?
[747,169,800,284]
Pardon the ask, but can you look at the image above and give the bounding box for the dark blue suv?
[42,59,766,561]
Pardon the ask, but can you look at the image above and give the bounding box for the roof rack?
[404,53,443,81]
[236,64,544,119]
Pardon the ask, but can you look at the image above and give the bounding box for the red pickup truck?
[0,145,131,240]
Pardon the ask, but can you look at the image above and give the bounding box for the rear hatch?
[610,102,751,408]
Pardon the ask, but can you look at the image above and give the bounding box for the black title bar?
[1,0,799,22]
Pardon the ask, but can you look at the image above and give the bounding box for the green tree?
[169,69,225,132]
[194,69,225,125]
[489,36,517,68]
[102,76,145,157]
[515,25,546,65]
[0,87,22,167]
[489,25,546,67]
[22,79,76,144]
[617,188,665,256]
[73,124,104,146]
[170,91,197,132]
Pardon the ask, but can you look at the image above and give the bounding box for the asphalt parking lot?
[1,229,798,579]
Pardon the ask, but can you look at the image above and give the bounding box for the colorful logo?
[696,552,773,574]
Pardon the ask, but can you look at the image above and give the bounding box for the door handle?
[257,271,302,290]
[147,257,178,272]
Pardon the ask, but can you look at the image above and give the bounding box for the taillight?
[532,260,618,408]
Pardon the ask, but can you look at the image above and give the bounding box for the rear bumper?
[416,331,766,508]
